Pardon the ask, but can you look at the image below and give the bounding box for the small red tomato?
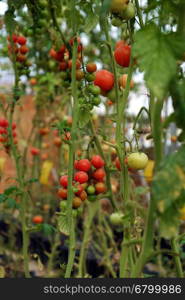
[7,34,18,43]
[114,44,131,68]
[115,157,121,170]
[49,48,57,59]
[74,171,88,184]
[86,63,97,73]
[94,70,114,92]
[93,168,106,181]
[19,45,29,54]
[17,36,27,45]
[91,155,105,169]
[59,175,68,188]
[12,122,16,130]
[32,215,44,224]
[75,159,91,172]
[30,147,40,156]
[39,127,50,136]
[95,182,107,194]
[58,188,68,199]
[30,78,37,86]
[0,119,9,128]
[59,61,68,71]
[0,128,7,134]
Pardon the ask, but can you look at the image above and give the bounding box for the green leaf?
[133,24,185,99]
[152,145,185,238]
[78,109,92,128]
[4,9,17,34]
[4,186,19,196]
[58,213,70,236]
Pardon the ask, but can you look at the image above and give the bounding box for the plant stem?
[65,217,76,278]
[171,238,184,278]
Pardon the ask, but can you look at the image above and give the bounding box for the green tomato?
[88,85,101,96]
[87,185,96,195]
[60,200,67,211]
[111,17,122,27]
[86,73,96,82]
[39,0,48,8]
[110,212,124,226]
[120,3,136,20]
[93,97,101,106]
[88,195,97,202]
[127,152,148,170]
[106,88,117,102]
[72,209,78,217]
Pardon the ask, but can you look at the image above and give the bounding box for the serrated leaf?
[84,14,99,33]
[58,213,70,236]
[133,24,185,99]
[152,145,185,238]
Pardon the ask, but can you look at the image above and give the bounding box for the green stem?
[65,217,76,278]
[171,238,184,278]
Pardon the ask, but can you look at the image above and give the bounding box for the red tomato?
[115,157,121,170]
[75,159,91,172]
[114,44,131,68]
[59,61,68,71]
[115,40,126,49]
[49,48,57,59]
[74,171,88,184]
[0,128,7,134]
[19,45,29,54]
[59,175,68,188]
[94,70,114,92]
[74,184,84,196]
[12,122,16,130]
[7,34,18,43]
[30,147,40,156]
[91,155,105,169]
[86,63,97,73]
[32,215,43,224]
[39,128,50,136]
[93,168,106,181]
[58,188,68,199]
[0,119,9,128]
[17,36,27,45]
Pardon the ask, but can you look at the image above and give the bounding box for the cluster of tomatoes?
[0,118,17,151]
[58,155,107,210]
[110,0,136,27]
[7,34,30,76]
[93,40,133,105]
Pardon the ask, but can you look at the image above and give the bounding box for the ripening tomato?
[30,147,40,156]
[30,78,37,85]
[32,215,44,224]
[19,45,29,54]
[39,128,50,136]
[95,182,107,194]
[53,137,62,147]
[74,184,84,196]
[75,159,91,172]
[76,70,84,80]
[41,153,49,160]
[110,0,129,13]
[94,70,114,92]
[114,44,131,68]
[16,54,27,63]
[74,171,89,184]
[86,63,97,73]
[120,2,136,20]
[73,197,82,208]
[79,190,87,201]
[119,74,134,89]
[60,175,68,188]
[58,188,68,199]
[91,155,105,169]
[93,168,106,181]
[127,152,148,170]
[17,36,27,45]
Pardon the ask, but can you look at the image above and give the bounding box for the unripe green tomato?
[93,97,101,106]
[110,212,124,226]
[87,185,96,195]
[127,152,148,170]
[111,17,122,27]
[88,195,97,202]
[120,2,136,20]
[86,73,96,82]
[39,0,48,8]
[60,71,68,80]
[88,85,101,95]
[106,88,117,102]
[79,97,86,105]
[60,200,67,211]
[41,10,49,18]
[38,18,47,27]
[72,209,78,217]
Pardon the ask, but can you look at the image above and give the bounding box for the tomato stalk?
[65,0,78,278]
[78,202,99,277]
